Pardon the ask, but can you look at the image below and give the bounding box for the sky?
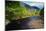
[22,1,44,9]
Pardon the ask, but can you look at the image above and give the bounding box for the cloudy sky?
[22,1,44,9]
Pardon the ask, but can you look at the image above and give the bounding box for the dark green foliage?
[5,1,42,21]
[40,8,44,16]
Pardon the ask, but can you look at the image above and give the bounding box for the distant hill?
[23,3,40,10]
